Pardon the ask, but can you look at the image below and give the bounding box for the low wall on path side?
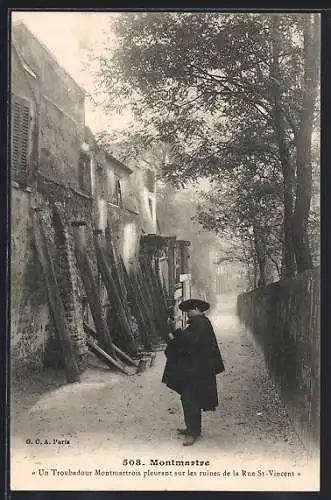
[237,267,320,454]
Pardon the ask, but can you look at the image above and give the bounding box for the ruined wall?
[237,268,320,452]
[11,187,51,377]
[39,98,83,186]
[92,153,142,271]
[11,23,158,378]
[12,23,85,189]
[11,180,93,377]
[11,139,141,378]
[12,22,84,127]
[106,207,141,270]
[37,176,97,305]
[11,32,89,377]
[11,50,47,376]
[10,47,39,188]
[126,160,157,235]
[11,52,47,377]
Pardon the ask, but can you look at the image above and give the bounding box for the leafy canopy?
[91,12,307,186]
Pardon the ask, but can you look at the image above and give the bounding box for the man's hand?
[167,332,175,342]
[167,317,176,330]
[173,327,182,337]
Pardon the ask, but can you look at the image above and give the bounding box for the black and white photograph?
[9,10,320,492]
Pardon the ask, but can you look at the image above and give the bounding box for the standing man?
[162,299,225,446]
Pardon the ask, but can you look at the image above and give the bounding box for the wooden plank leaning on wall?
[33,212,80,383]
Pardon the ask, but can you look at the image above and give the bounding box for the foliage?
[195,163,284,282]
[89,12,320,283]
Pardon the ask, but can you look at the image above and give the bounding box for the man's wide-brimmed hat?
[179,298,210,312]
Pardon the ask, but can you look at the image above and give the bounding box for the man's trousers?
[180,381,202,437]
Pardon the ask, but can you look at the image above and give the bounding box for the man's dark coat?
[162,314,225,411]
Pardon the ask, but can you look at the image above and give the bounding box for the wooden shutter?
[11,94,31,185]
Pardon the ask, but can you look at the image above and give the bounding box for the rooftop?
[11,20,85,95]
[104,150,133,175]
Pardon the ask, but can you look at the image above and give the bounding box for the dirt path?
[10,295,319,491]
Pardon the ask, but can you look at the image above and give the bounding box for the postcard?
[9,9,320,492]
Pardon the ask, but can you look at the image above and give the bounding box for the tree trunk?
[247,235,258,289]
[291,14,319,273]
[271,14,296,278]
[253,225,267,287]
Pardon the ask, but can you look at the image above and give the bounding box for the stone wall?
[126,160,157,234]
[12,23,85,189]
[11,181,93,378]
[237,268,320,452]
[39,97,83,186]
[11,160,143,378]
[10,22,158,380]
[12,22,84,128]
[11,187,51,377]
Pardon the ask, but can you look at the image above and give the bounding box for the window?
[113,174,123,207]
[148,197,154,219]
[115,179,122,207]
[11,93,31,185]
[78,152,92,193]
[22,60,37,79]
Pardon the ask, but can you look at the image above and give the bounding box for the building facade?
[11,22,168,379]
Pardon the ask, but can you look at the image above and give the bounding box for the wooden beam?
[86,338,131,375]
[154,262,169,313]
[84,322,139,367]
[33,214,80,383]
[94,235,138,353]
[138,259,163,344]
[131,268,156,350]
[166,237,177,298]
[143,256,169,340]
[120,257,153,351]
[72,227,116,358]
[174,240,191,275]
[104,228,127,302]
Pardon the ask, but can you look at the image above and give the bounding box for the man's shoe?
[183,434,197,446]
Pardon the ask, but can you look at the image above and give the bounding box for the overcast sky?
[11,10,130,134]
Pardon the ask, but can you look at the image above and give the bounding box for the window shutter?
[11,94,31,185]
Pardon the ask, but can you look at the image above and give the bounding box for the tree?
[269,14,320,275]
[291,14,320,272]
[90,12,320,278]
[195,162,284,286]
